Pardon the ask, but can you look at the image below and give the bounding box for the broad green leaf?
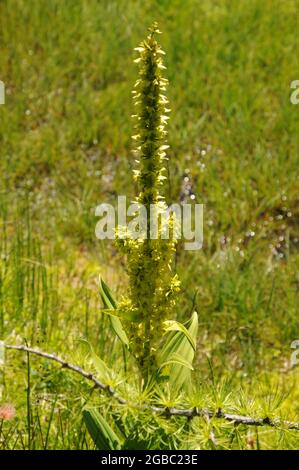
[109,315,129,347]
[159,352,194,371]
[158,312,198,392]
[83,409,122,450]
[79,339,110,381]
[163,320,196,351]
[99,277,129,347]
[99,276,117,309]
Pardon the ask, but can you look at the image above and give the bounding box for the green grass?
[0,0,298,449]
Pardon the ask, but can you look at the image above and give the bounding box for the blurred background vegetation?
[0,0,298,449]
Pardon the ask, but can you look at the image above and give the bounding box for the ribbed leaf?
[99,277,129,347]
[79,339,110,382]
[83,409,122,450]
[163,320,196,351]
[159,352,194,371]
[158,312,198,392]
[99,276,117,309]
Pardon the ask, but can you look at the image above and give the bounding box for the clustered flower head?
[116,23,180,379]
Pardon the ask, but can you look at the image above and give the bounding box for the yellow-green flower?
[116,23,180,380]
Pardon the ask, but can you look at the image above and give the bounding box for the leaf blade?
[158,312,198,392]
[83,409,122,450]
[99,277,129,347]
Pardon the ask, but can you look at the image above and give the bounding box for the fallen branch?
[5,344,299,430]
[5,344,126,405]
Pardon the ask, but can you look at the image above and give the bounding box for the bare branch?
[5,344,299,431]
[5,344,126,405]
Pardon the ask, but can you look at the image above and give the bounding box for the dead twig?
[5,344,299,431]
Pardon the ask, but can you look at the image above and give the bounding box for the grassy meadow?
[0,0,298,450]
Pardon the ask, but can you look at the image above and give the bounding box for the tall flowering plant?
[116,24,180,378]
[99,24,198,387]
